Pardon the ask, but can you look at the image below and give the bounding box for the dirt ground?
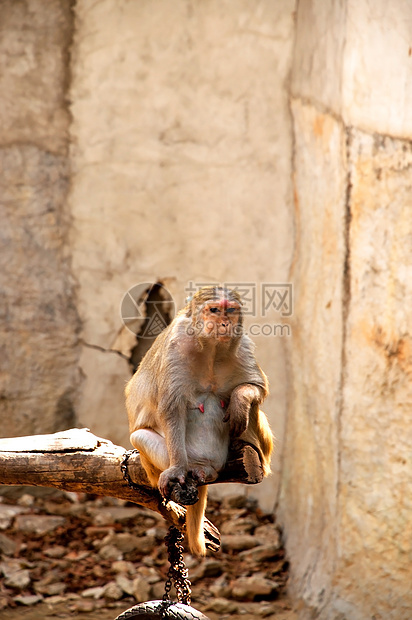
[0,489,297,620]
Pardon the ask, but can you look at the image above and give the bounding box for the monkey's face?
[196,298,242,342]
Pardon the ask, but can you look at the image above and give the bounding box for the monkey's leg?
[130,429,170,487]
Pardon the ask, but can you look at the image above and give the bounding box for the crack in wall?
[80,340,130,362]
[128,282,174,374]
[80,282,174,378]
[339,125,353,463]
[333,125,353,597]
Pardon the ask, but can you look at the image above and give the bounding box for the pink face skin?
[200,298,241,341]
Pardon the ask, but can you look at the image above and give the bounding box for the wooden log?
[0,428,265,552]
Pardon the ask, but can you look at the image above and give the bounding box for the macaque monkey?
[125,286,273,556]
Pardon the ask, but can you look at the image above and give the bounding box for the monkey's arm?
[224,383,264,437]
[156,391,191,498]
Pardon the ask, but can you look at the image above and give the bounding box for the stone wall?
[0,0,81,436]
[279,1,412,618]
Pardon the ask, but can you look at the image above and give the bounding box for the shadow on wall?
[124,282,175,373]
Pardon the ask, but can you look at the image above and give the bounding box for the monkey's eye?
[209,307,219,313]
[226,308,237,314]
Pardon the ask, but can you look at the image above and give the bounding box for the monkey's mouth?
[216,327,232,340]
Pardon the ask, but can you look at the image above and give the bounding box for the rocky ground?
[0,488,296,619]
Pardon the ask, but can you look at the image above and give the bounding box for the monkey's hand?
[224,384,261,437]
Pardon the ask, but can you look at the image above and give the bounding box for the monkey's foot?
[159,468,199,506]
[168,474,199,506]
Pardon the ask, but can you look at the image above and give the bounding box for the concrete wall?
[280,1,412,618]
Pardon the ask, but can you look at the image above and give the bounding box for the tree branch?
[0,428,265,552]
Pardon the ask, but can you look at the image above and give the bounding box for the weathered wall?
[0,0,81,437]
[69,0,296,508]
[280,1,412,618]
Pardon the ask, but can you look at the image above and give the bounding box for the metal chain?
[121,449,141,490]
[163,526,192,607]
[120,452,192,611]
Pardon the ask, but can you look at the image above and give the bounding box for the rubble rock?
[45,594,67,605]
[112,560,136,575]
[209,575,232,598]
[151,581,166,600]
[220,517,258,535]
[146,525,168,540]
[95,531,146,554]
[231,575,280,601]
[0,558,24,577]
[257,602,279,617]
[44,545,67,558]
[132,576,152,602]
[115,574,134,596]
[35,580,66,596]
[5,568,31,590]
[1,559,31,590]
[131,534,157,555]
[0,532,19,556]
[82,585,106,599]
[221,494,249,510]
[206,597,238,614]
[239,543,280,562]
[14,514,66,535]
[90,506,148,525]
[190,559,222,582]
[104,581,123,600]
[254,523,281,547]
[221,534,260,551]
[17,494,35,507]
[98,545,123,562]
[14,594,43,606]
[70,598,97,613]
[135,565,161,584]
[0,505,26,530]
[33,572,67,596]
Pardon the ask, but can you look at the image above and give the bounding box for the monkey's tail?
[244,406,274,478]
[186,485,208,557]
[258,409,274,477]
